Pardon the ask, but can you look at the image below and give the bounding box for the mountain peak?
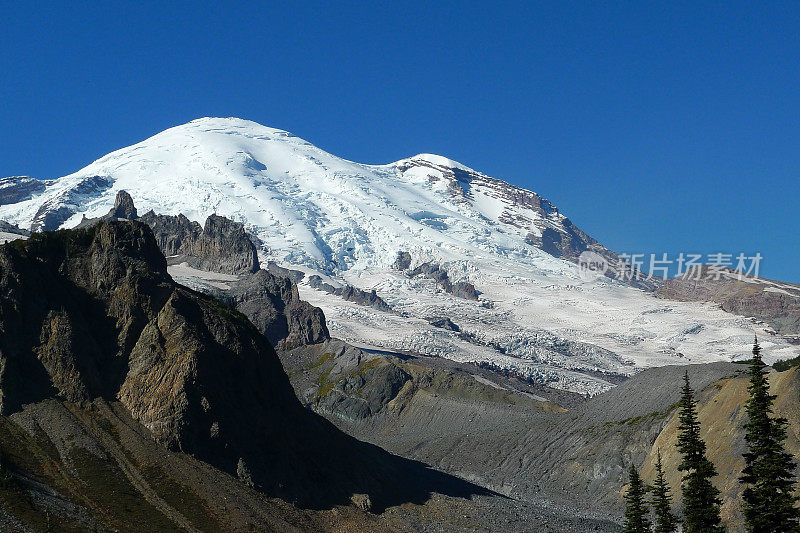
[177,116,296,138]
[2,119,796,396]
[398,153,476,173]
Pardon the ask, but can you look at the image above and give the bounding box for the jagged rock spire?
[108,189,138,220]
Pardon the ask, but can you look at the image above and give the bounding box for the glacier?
[1,117,796,395]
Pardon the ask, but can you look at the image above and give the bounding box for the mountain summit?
[0,117,609,273]
[1,117,797,394]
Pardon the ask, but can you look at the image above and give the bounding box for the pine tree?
[651,449,678,533]
[676,371,724,532]
[624,464,652,533]
[740,337,800,532]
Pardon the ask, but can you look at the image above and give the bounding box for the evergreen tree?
[624,464,652,533]
[676,371,724,532]
[650,449,678,533]
[740,337,800,532]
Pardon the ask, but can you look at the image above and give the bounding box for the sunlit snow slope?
[1,117,796,395]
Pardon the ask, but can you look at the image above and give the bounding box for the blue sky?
[2,2,799,281]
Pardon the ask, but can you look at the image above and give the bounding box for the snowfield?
[2,117,796,395]
[0,232,27,244]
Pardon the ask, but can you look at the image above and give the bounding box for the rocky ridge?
[84,190,261,275]
[0,221,487,513]
[308,275,393,313]
[289,341,798,531]
[85,192,329,352]
[657,267,800,344]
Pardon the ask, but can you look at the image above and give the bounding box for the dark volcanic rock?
[0,222,171,414]
[74,191,259,274]
[393,251,412,270]
[527,221,590,260]
[138,210,201,255]
[224,269,328,349]
[92,195,323,349]
[317,359,411,421]
[106,189,138,219]
[308,275,393,312]
[429,317,461,332]
[408,262,479,300]
[139,209,259,275]
[0,220,487,511]
[195,214,259,274]
[72,193,260,275]
[451,281,479,300]
[266,261,305,282]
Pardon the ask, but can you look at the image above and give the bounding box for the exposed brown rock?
[657,267,800,342]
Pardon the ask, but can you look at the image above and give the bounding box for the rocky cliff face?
[139,210,259,275]
[88,192,327,350]
[0,221,303,474]
[405,262,480,300]
[107,189,138,219]
[0,220,485,514]
[0,221,171,413]
[224,269,328,349]
[75,190,260,275]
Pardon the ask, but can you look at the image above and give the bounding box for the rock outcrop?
[194,214,260,274]
[0,220,485,513]
[106,189,138,219]
[406,262,480,300]
[74,191,260,275]
[266,261,305,282]
[223,269,328,349]
[393,251,412,271]
[317,358,412,421]
[139,210,259,275]
[308,275,393,312]
[428,317,460,332]
[86,193,326,350]
[657,267,800,343]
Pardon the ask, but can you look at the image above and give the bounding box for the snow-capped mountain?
[2,117,796,395]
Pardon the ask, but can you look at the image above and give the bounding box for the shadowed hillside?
[0,220,493,530]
